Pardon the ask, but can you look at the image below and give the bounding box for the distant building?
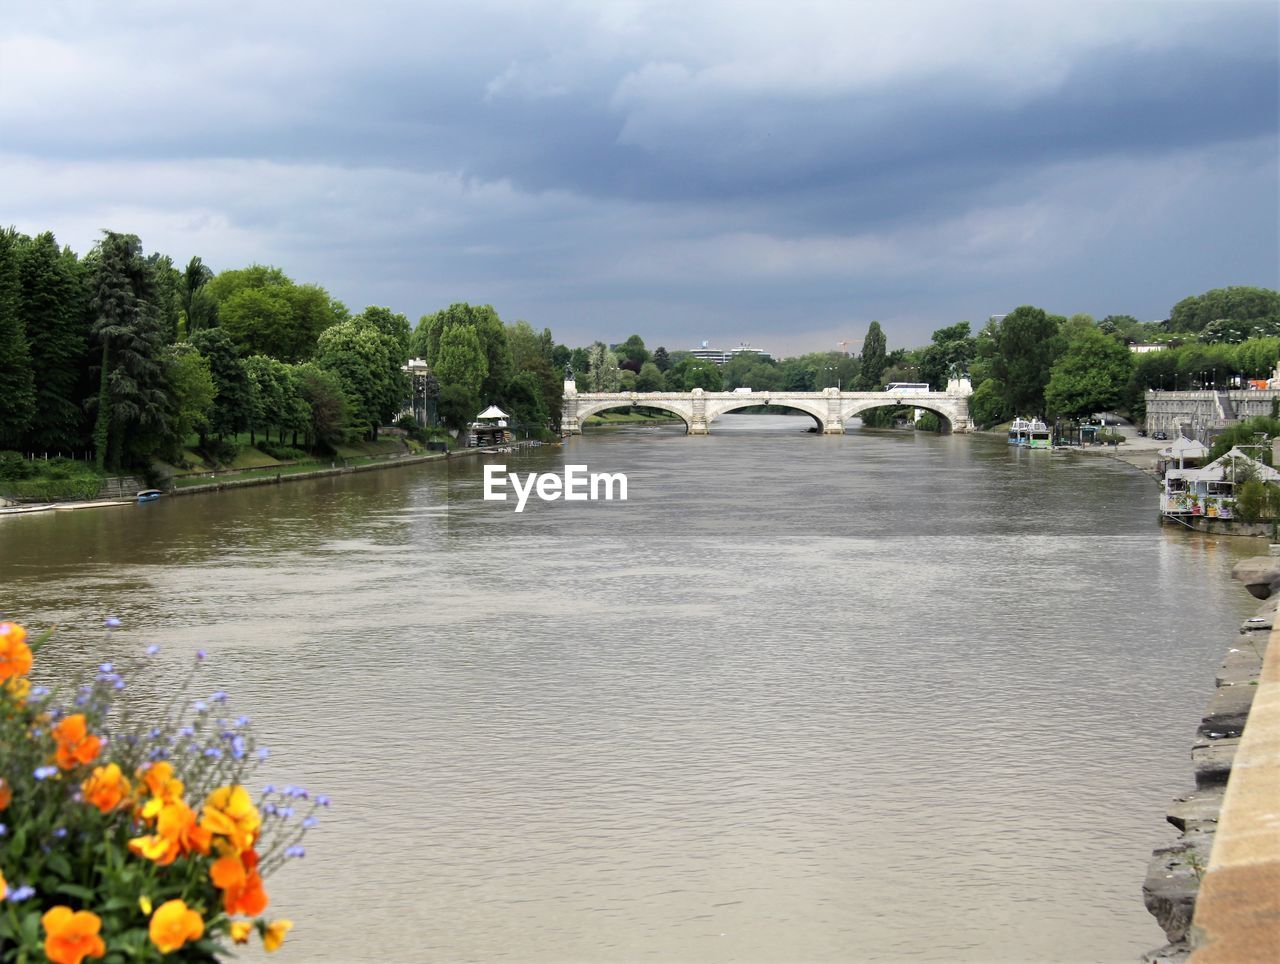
[687,342,773,366]
[989,314,1007,325]
[1129,343,1167,353]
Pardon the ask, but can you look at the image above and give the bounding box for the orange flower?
[41,906,106,964]
[148,899,204,954]
[0,622,32,682]
[128,799,211,865]
[135,762,185,821]
[0,776,11,811]
[3,675,30,700]
[81,763,130,813]
[210,848,268,916]
[0,867,6,901]
[263,919,292,953]
[201,785,261,853]
[52,714,101,770]
[229,920,252,944]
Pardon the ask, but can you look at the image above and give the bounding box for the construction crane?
[837,338,862,356]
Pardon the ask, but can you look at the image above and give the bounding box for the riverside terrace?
[561,383,975,436]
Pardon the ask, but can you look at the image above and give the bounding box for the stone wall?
[1143,557,1280,961]
[1144,390,1280,440]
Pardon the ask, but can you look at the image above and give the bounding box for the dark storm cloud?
[1,1,1276,351]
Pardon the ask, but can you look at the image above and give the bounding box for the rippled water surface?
[0,418,1262,962]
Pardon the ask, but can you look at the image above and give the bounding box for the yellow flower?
[0,867,6,901]
[148,899,204,954]
[229,920,252,944]
[4,675,30,700]
[138,896,152,916]
[263,919,292,953]
[201,785,261,853]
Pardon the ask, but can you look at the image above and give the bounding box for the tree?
[316,320,405,440]
[1044,325,1134,419]
[16,232,87,452]
[180,256,214,336]
[586,342,621,392]
[292,362,349,450]
[415,303,512,402]
[968,378,1011,428]
[436,383,479,434]
[355,306,412,364]
[682,359,723,391]
[990,306,1064,416]
[505,370,549,432]
[206,265,341,361]
[1169,286,1279,335]
[189,328,251,443]
[244,355,290,445]
[162,343,216,458]
[0,229,36,447]
[652,346,671,372]
[857,321,887,390]
[636,362,664,391]
[616,334,649,367]
[85,232,171,469]
[916,321,976,390]
[434,325,488,401]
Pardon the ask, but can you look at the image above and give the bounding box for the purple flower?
[316,795,331,808]
[0,823,7,836]
[104,617,121,628]
[99,662,114,673]
[211,691,228,704]
[53,828,67,839]
[277,806,294,819]
[203,747,223,760]
[262,784,275,795]
[236,715,251,727]
[196,649,206,661]
[146,644,160,656]
[33,766,57,780]
[6,884,35,903]
[256,747,269,762]
[30,685,48,698]
[285,846,305,858]
[193,700,208,713]
[263,803,277,815]
[177,726,195,738]
[302,817,318,829]
[231,736,247,760]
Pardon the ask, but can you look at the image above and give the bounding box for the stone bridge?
[561,384,973,435]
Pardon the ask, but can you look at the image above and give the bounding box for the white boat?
[1008,417,1052,449]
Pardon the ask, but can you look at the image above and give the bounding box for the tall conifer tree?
[0,228,36,447]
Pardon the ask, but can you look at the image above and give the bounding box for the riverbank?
[1,441,552,512]
[1144,555,1280,961]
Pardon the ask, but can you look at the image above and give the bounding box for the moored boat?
[1008,416,1052,449]
[136,489,164,503]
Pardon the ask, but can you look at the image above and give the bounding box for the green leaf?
[55,882,96,902]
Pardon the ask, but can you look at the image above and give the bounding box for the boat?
[1008,417,1052,449]
[136,489,164,503]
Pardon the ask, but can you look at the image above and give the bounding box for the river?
[0,416,1262,962]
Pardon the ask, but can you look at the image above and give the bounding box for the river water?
[0,416,1262,963]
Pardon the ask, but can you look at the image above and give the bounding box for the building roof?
[1167,447,1280,484]
[1160,436,1210,459]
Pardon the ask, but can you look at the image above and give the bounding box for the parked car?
[1152,431,1169,440]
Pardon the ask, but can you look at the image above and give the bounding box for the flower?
[148,899,204,954]
[209,848,268,916]
[129,799,211,865]
[0,622,32,681]
[7,883,35,902]
[0,867,6,900]
[139,895,152,915]
[104,617,121,628]
[0,776,10,811]
[229,920,252,944]
[81,763,130,813]
[4,675,30,700]
[201,784,262,853]
[34,765,58,780]
[263,919,292,953]
[41,906,106,964]
[52,714,102,770]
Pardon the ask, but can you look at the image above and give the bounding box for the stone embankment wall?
[1144,390,1280,440]
[1143,557,1280,961]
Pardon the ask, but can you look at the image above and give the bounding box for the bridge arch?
[841,399,959,433]
[574,397,692,433]
[704,397,827,430]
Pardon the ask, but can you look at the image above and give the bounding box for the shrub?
[199,439,241,467]
[0,620,322,960]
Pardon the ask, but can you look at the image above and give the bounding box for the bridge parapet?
[562,389,972,435]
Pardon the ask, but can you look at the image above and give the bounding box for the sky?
[1,1,1277,357]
